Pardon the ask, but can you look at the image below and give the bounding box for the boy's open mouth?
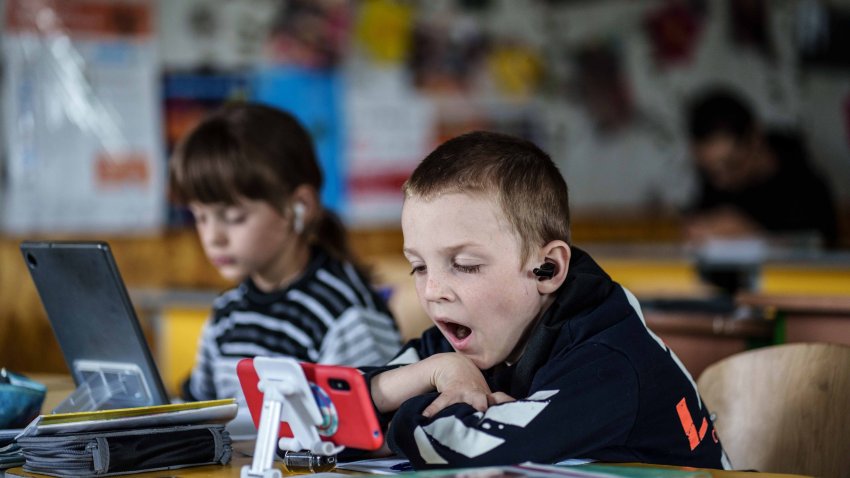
[443,321,471,340]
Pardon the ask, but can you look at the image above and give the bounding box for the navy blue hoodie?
[368,247,729,470]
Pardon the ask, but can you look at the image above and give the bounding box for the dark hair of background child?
[169,101,355,265]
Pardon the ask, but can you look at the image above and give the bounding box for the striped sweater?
[183,247,401,402]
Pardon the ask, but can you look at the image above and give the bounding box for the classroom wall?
[2,0,850,375]
[2,0,849,234]
[163,0,847,213]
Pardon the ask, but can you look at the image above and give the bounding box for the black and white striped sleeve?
[318,306,401,366]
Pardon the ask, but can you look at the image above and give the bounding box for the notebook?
[20,241,169,411]
[18,399,237,437]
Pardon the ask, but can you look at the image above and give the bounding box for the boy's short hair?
[403,131,570,263]
[687,88,756,143]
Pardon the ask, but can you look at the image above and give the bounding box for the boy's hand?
[488,391,516,405]
[423,354,515,417]
[370,352,516,416]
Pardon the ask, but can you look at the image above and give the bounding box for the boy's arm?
[362,325,454,412]
[371,352,491,414]
[386,344,640,469]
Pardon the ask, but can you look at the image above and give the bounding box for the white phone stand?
[241,357,344,478]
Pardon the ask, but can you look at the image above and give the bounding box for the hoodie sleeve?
[386,343,639,469]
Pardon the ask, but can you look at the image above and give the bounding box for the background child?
[170,102,401,405]
[366,131,729,469]
[684,87,837,247]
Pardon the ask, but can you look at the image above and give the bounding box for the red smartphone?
[236,358,384,451]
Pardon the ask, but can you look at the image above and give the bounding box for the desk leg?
[772,314,786,345]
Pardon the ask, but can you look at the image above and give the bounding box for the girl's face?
[402,192,547,370]
[189,197,302,290]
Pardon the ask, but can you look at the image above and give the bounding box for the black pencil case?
[16,424,232,477]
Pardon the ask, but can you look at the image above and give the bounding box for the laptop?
[20,241,169,411]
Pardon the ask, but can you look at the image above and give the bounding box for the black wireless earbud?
[533,262,556,280]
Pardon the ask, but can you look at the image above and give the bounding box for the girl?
[170,102,401,403]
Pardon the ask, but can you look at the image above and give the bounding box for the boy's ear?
[535,240,570,295]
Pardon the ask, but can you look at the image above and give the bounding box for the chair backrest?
[697,342,850,478]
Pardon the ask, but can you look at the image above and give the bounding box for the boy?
[684,88,836,246]
[366,131,729,469]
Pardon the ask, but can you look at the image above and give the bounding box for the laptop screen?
[20,241,169,410]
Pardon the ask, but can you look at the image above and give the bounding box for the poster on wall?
[252,66,345,214]
[1,0,164,234]
[345,68,437,225]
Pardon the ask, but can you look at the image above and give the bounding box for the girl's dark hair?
[169,101,353,263]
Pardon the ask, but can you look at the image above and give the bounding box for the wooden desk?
[4,457,281,478]
[6,462,264,477]
[28,373,75,413]
[601,463,809,478]
[3,441,284,477]
[738,292,850,345]
[591,247,850,377]
[4,459,813,478]
[643,309,772,378]
[4,436,813,477]
[2,440,814,478]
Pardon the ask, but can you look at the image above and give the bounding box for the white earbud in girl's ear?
[293,202,306,234]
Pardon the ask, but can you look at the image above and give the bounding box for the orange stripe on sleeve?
[676,397,701,450]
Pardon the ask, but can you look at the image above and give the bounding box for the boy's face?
[189,197,297,285]
[402,192,545,370]
[693,133,756,191]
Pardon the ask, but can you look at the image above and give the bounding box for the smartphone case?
[237,359,383,451]
[16,424,231,477]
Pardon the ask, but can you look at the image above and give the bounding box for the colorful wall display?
[2,0,165,233]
